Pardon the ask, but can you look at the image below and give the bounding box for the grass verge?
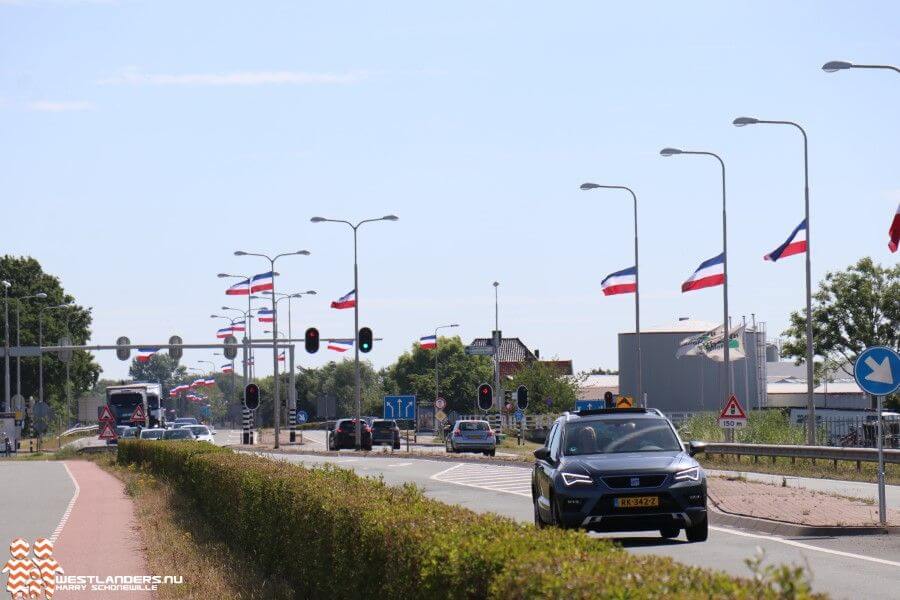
[698,453,900,486]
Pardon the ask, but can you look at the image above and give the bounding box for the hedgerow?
[117,441,823,599]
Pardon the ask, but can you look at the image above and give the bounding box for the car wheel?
[685,516,708,542]
[393,442,401,450]
[533,497,546,529]
[489,450,496,457]
[483,450,490,456]
[660,526,680,539]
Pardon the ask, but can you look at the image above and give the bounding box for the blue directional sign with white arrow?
[383,395,416,419]
[854,346,900,396]
[296,410,308,424]
[575,400,602,412]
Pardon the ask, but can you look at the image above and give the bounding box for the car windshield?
[140,430,164,439]
[164,429,193,439]
[188,426,210,435]
[372,421,394,430]
[563,419,681,455]
[459,421,489,431]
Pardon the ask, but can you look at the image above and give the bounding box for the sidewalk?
[53,461,153,599]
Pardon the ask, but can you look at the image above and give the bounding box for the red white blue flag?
[277,351,285,362]
[230,320,246,333]
[764,219,807,262]
[225,278,250,296]
[136,347,159,362]
[601,266,637,296]
[331,289,356,310]
[216,327,234,339]
[889,203,900,253]
[250,271,275,293]
[327,339,353,352]
[203,378,217,386]
[257,308,274,323]
[682,253,725,292]
[419,335,437,349]
[222,363,234,374]
[191,378,206,389]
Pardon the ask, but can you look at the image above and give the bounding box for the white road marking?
[336,459,359,463]
[51,462,80,543]
[386,462,413,467]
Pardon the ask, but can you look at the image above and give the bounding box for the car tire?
[685,516,708,542]
[533,497,546,529]
[660,526,680,539]
[393,442,401,450]
[489,450,496,457]
[483,450,490,456]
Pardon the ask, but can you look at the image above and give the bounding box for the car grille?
[601,474,667,489]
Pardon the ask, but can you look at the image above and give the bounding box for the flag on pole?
[250,271,275,293]
[889,203,900,253]
[327,339,353,352]
[222,364,234,374]
[419,335,437,349]
[257,308,274,323]
[136,347,159,362]
[169,388,178,397]
[681,253,725,292]
[600,266,637,296]
[277,351,285,362]
[330,289,356,309]
[764,219,807,262]
[675,325,722,358]
[230,320,246,333]
[225,278,250,296]
[191,378,206,389]
[701,325,746,361]
[216,327,234,339]
[243,358,255,366]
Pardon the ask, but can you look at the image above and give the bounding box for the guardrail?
[696,442,900,470]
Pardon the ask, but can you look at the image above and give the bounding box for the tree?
[128,353,187,385]
[0,255,100,420]
[507,360,581,413]
[289,359,385,422]
[383,336,493,415]
[585,367,618,375]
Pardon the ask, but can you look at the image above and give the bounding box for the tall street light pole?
[221,299,260,377]
[733,116,816,444]
[312,214,398,450]
[219,274,257,376]
[235,250,310,450]
[493,281,500,408]
[39,303,73,409]
[15,293,47,408]
[580,183,643,405]
[2,280,11,412]
[432,323,459,410]
[661,148,732,426]
[822,60,900,75]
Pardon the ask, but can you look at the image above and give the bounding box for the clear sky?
[2,0,898,381]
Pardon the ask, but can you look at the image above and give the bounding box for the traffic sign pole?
[876,394,886,527]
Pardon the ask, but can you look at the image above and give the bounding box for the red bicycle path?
[53,461,154,599]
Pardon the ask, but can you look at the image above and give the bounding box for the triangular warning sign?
[719,395,747,420]
[98,421,117,440]
[98,404,115,423]
[130,404,146,423]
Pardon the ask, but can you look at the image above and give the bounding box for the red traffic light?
[305,327,320,353]
[478,383,493,411]
[244,383,260,410]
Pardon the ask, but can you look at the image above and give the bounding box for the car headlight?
[674,467,702,482]
[560,472,593,486]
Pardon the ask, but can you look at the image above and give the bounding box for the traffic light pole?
[493,282,500,411]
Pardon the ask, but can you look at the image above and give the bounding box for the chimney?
[534,349,540,359]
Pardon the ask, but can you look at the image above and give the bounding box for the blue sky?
[2,0,898,381]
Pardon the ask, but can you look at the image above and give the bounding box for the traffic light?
[244,383,260,411]
[305,327,320,353]
[478,383,493,411]
[516,385,528,410]
[359,327,373,353]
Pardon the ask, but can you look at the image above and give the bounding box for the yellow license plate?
[614,496,659,508]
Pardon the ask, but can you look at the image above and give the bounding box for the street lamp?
[2,280,10,412]
[234,250,311,449]
[733,116,816,444]
[14,293,47,409]
[261,290,316,343]
[580,183,643,405]
[38,303,73,411]
[660,147,733,426]
[432,323,459,404]
[822,60,900,74]
[218,273,258,376]
[492,281,500,409]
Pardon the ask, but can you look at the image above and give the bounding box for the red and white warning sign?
[130,403,146,424]
[98,421,117,440]
[98,404,115,423]
[718,395,747,428]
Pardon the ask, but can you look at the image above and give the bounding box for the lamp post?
[432,324,459,407]
[219,273,259,376]
[221,298,261,377]
[262,290,316,344]
[312,214,398,450]
[60,305,90,426]
[822,60,900,75]
[14,293,47,409]
[733,116,816,444]
[2,280,10,412]
[492,282,500,411]
[39,303,73,409]
[234,250,310,449]
[660,147,733,427]
[580,183,643,405]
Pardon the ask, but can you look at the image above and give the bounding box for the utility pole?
[493,282,501,411]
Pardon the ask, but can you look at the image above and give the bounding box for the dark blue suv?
[532,408,708,542]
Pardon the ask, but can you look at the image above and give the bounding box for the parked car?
[170,417,198,429]
[532,408,708,542]
[185,425,215,443]
[162,428,197,441]
[328,419,372,451]
[138,428,165,440]
[371,419,401,449]
[446,420,496,456]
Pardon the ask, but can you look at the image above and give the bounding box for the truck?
[105,383,166,429]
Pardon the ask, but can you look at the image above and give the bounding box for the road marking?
[51,462,80,544]
[708,526,900,568]
[386,462,413,467]
[336,459,359,463]
[431,463,532,498]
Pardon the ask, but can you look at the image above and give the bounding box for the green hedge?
[117,441,822,599]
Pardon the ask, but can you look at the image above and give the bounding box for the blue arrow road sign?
[384,395,416,419]
[514,409,524,422]
[854,346,900,396]
[575,400,600,412]
[296,410,308,424]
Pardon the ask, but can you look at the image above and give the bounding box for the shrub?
[117,441,823,599]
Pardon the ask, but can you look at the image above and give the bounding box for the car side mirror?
[687,441,706,457]
[533,447,551,462]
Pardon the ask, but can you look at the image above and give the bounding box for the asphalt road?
[0,460,76,546]
[252,450,900,600]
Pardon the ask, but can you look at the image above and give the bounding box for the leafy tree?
[507,360,581,414]
[289,359,385,422]
[383,336,493,415]
[585,367,618,375]
[128,353,187,385]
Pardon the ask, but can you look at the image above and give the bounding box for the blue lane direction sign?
[296,410,308,424]
[514,409,524,422]
[575,400,601,412]
[854,347,900,396]
[384,395,416,420]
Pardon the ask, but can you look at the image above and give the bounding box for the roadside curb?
[707,503,899,537]
[231,446,535,468]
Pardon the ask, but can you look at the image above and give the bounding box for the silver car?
[446,420,496,456]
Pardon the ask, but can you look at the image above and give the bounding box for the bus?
[105,383,166,428]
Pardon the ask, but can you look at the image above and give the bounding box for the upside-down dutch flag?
[222,363,234,374]
[889,203,900,253]
[216,327,234,339]
[600,266,637,296]
[682,253,725,292]
[204,378,217,386]
[419,335,437,349]
[136,347,160,362]
[169,388,178,397]
[250,271,275,293]
[277,351,285,362]
[257,308,274,323]
[191,378,206,389]
[230,320,246,333]
[765,219,807,262]
[225,278,250,296]
[330,289,356,310]
[327,339,353,352]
